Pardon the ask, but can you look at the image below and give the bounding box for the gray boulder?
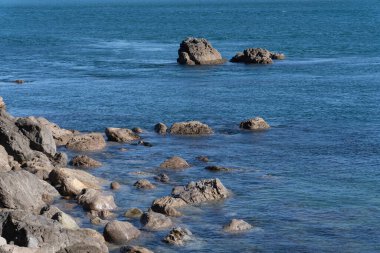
[170,121,213,135]
[230,48,285,64]
[0,146,11,172]
[103,220,140,244]
[177,37,226,65]
[40,205,79,230]
[133,179,155,190]
[34,117,78,146]
[105,128,140,143]
[120,245,153,253]
[140,210,172,231]
[151,196,187,217]
[66,133,106,151]
[223,219,252,232]
[77,188,117,212]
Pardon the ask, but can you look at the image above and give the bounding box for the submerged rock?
[151,196,187,217]
[110,181,121,190]
[103,220,140,244]
[140,210,172,231]
[231,48,285,64]
[77,188,117,212]
[70,155,102,168]
[154,173,170,183]
[154,123,167,135]
[159,156,190,169]
[66,133,106,151]
[105,127,140,142]
[124,208,143,219]
[204,165,231,172]
[120,245,153,253]
[163,227,192,245]
[133,179,156,190]
[177,37,226,65]
[239,117,270,130]
[170,121,213,135]
[196,155,209,162]
[223,219,252,232]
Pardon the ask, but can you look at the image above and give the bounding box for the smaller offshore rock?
[140,210,172,231]
[163,227,192,246]
[230,48,285,64]
[70,155,102,168]
[77,188,117,212]
[170,121,213,135]
[159,156,190,169]
[120,245,153,253]
[124,208,143,219]
[132,127,143,134]
[133,179,156,190]
[110,181,121,190]
[66,133,106,151]
[239,117,270,130]
[223,219,253,232]
[154,173,170,183]
[205,165,231,172]
[151,196,187,217]
[105,127,140,142]
[103,220,141,244]
[154,123,167,135]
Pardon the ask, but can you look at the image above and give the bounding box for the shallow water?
[1,0,380,252]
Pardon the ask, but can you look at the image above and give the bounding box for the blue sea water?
[1,0,380,252]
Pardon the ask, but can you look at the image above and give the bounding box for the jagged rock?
[66,133,106,151]
[120,245,153,253]
[163,227,192,246]
[103,220,140,244]
[40,205,79,230]
[239,117,270,130]
[154,123,167,135]
[223,219,252,232]
[140,210,172,231]
[177,37,226,65]
[15,117,56,157]
[105,128,140,143]
[0,146,11,172]
[154,173,169,183]
[159,156,190,169]
[151,196,187,217]
[77,188,117,212]
[34,117,78,146]
[124,208,143,219]
[204,165,231,172]
[172,178,230,204]
[110,181,121,190]
[0,210,108,252]
[170,121,213,135]
[49,167,104,196]
[70,155,102,168]
[132,127,143,134]
[133,179,155,190]
[0,170,59,212]
[230,48,285,64]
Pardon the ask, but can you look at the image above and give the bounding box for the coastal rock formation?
[177,37,226,65]
[163,227,192,246]
[40,205,79,230]
[231,48,285,64]
[66,133,106,151]
[223,219,252,232]
[0,146,11,172]
[133,179,156,190]
[151,196,187,217]
[140,210,172,231]
[105,128,140,142]
[49,167,104,196]
[23,151,55,179]
[77,189,117,212]
[154,123,167,135]
[103,220,140,244]
[120,245,153,253]
[0,170,59,212]
[159,156,190,169]
[34,117,79,146]
[172,178,230,204]
[170,121,213,135]
[0,210,108,252]
[239,117,270,130]
[70,155,102,168]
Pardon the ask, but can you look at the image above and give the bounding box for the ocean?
[0,0,379,252]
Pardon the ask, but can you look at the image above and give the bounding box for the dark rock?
[170,121,213,135]
[137,140,153,147]
[140,210,172,231]
[110,181,121,190]
[120,245,153,253]
[133,179,155,190]
[205,165,231,172]
[105,128,140,143]
[154,173,170,183]
[230,48,285,64]
[132,127,143,134]
[70,155,102,168]
[223,219,252,232]
[103,220,140,244]
[66,133,106,151]
[177,37,226,65]
[13,79,25,84]
[239,117,270,130]
[163,227,192,245]
[154,123,167,135]
[196,156,209,162]
[77,188,117,212]
[159,156,190,169]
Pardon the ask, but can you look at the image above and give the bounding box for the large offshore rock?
[66,133,106,151]
[105,128,140,143]
[230,48,285,64]
[49,167,104,196]
[34,117,79,146]
[177,37,226,65]
[103,220,140,244]
[0,170,59,212]
[169,121,213,135]
[239,117,270,130]
[0,210,108,253]
[77,189,117,212]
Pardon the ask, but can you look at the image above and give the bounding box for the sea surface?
[1,0,380,252]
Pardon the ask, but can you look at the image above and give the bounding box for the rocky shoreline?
[0,97,269,252]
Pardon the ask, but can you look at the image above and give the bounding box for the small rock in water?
[134,179,156,190]
[124,208,143,219]
[103,220,141,244]
[0,97,6,110]
[151,196,187,217]
[66,133,106,151]
[154,122,167,135]
[77,188,117,212]
[137,140,153,147]
[132,127,143,134]
[205,165,231,172]
[119,147,129,152]
[70,155,102,168]
[160,156,190,169]
[163,227,192,245]
[239,117,270,130]
[110,181,121,190]
[14,79,25,84]
[105,127,140,142]
[140,210,172,231]
[230,48,285,64]
[90,216,107,225]
[223,219,252,232]
[154,173,170,183]
[120,245,154,253]
[196,155,209,162]
[170,120,213,135]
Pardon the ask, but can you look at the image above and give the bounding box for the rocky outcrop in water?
[105,127,140,142]
[133,179,156,190]
[140,210,172,231]
[223,219,252,232]
[77,188,117,212]
[163,227,192,245]
[34,117,79,146]
[103,220,140,244]
[231,48,285,64]
[154,123,167,135]
[66,133,106,151]
[177,37,226,65]
[239,117,270,130]
[151,196,187,217]
[170,121,213,135]
[159,156,190,169]
[70,155,102,168]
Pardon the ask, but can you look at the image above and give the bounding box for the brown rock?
[140,210,172,231]
[133,179,155,190]
[154,123,167,135]
[170,121,213,135]
[105,128,140,142]
[110,181,121,190]
[124,208,143,219]
[159,156,190,169]
[66,133,106,151]
[103,220,140,244]
[231,48,285,64]
[132,127,143,134]
[204,165,231,172]
[239,117,270,130]
[70,155,102,168]
[151,196,187,217]
[154,173,170,183]
[34,117,79,146]
[196,155,209,162]
[120,245,153,253]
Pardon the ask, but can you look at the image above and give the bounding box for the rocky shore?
[0,97,266,252]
